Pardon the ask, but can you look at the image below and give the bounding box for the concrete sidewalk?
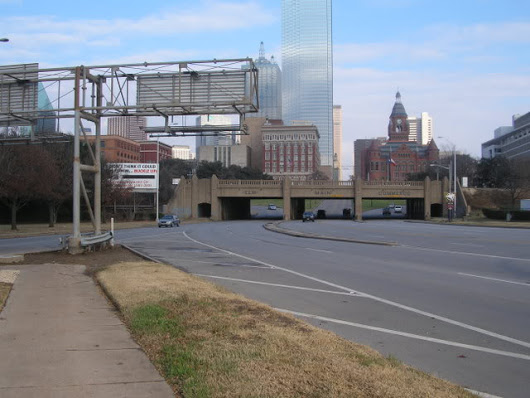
[0,263,174,398]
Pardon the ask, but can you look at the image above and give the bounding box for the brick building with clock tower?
[358,92,439,181]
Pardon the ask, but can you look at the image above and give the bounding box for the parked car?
[158,215,180,228]
[316,209,326,219]
[302,211,315,222]
[394,205,403,213]
[383,207,391,216]
[388,203,395,209]
[268,204,277,210]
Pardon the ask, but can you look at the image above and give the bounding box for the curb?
[264,222,397,246]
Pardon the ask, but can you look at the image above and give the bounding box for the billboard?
[112,163,158,192]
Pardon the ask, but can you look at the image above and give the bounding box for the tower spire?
[259,41,265,60]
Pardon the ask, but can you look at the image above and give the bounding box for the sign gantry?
[0,59,259,252]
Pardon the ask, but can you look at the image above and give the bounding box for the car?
[268,204,277,210]
[158,215,180,228]
[388,203,395,209]
[394,205,403,213]
[316,209,326,219]
[302,211,315,222]
[382,207,391,216]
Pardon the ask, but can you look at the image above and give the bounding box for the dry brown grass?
[98,261,476,398]
[0,282,11,312]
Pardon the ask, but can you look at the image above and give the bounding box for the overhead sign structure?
[112,163,158,192]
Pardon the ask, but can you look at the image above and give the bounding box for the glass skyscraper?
[251,42,282,120]
[282,0,333,167]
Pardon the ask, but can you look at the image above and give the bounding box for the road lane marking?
[189,260,271,269]
[466,389,503,398]
[450,242,484,247]
[194,274,356,296]
[306,248,333,253]
[183,231,530,350]
[401,244,530,263]
[458,273,530,287]
[276,308,530,362]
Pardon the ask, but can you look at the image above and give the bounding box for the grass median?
[98,258,476,398]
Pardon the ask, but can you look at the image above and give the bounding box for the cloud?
[1,1,276,40]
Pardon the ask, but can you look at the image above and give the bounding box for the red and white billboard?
[112,163,158,192]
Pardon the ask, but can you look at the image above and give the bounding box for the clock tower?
[388,91,410,142]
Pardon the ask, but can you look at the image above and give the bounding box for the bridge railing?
[291,180,354,187]
[363,181,424,187]
[217,180,282,186]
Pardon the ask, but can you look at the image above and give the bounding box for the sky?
[1,0,529,175]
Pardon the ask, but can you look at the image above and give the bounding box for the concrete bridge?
[170,176,451,221]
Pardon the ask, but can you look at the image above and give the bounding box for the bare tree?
[0,146,58,230]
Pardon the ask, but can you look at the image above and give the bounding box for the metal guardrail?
[80,231,113,247]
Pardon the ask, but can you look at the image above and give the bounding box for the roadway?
[2,221,529,397]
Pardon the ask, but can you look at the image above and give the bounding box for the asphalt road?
[3,221,529,397]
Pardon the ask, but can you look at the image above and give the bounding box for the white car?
[394,205,403,213]
[268,204,277,210]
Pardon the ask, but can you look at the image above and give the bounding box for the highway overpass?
[170,176,451,221]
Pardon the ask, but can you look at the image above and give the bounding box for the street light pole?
[438,137,457,219]
[156,137,160,223]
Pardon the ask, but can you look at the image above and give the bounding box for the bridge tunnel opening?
[221,198,252,220]
[197,203,212,218]
[431,203,443,218]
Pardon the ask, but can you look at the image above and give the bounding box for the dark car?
[302,211,315,222]
[316,209,326,219]
[158,215,180,228]
[383,207,391,216]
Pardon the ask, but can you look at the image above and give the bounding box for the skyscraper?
[333,105,343,180]
[407,112,433,145]
[107,115,146,141]
[282,0,334,167]
[250,42,282,120]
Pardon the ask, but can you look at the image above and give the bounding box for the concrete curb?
[264,222,398,246]
[405,219,530,229]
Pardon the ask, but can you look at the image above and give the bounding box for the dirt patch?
[8,246,141,275]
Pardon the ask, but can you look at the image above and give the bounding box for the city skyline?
[1,0,529,177]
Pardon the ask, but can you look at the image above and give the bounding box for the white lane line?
[190,260,271,269]
[194,274,356,296]
[183,231,530,350]
[401,244,530,263]
[465,389,503,398]
[276,308,530,362]
[306,248,333,253]
[458,273,530,287]
[450,242,484,248]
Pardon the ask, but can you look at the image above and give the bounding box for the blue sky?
[1,0,529,173]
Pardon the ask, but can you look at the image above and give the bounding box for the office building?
[107,116,147,141]
[333,105,342,180]
[198,145,250,168]
[172,145,193,160]
[481,111,530,160]
[282,0,333,167]
[83,135,140,163]
[249,42,282,120]
[407,112,433,145]
[195,115,235,159]
[139,140,172,163]
[262,124,320,181]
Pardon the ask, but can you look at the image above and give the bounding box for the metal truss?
[0,58,259,252]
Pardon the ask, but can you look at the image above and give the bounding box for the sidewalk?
[0,263,174,398]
